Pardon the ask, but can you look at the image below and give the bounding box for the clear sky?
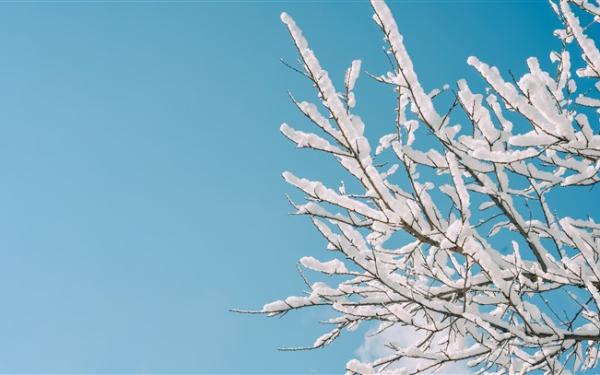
[0,0,582,373]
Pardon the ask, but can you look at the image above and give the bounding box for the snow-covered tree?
[239,1,600,373]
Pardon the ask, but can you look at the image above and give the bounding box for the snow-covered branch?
[245,0,600,373]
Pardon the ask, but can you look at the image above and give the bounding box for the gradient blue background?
[0,0,573,373]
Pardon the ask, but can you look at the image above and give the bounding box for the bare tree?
[236,0,600,373]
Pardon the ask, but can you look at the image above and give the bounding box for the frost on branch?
[245,1,600,373]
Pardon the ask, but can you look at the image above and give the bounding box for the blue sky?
[0,0,583,373]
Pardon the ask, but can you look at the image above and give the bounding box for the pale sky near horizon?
[0,1,584,373]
